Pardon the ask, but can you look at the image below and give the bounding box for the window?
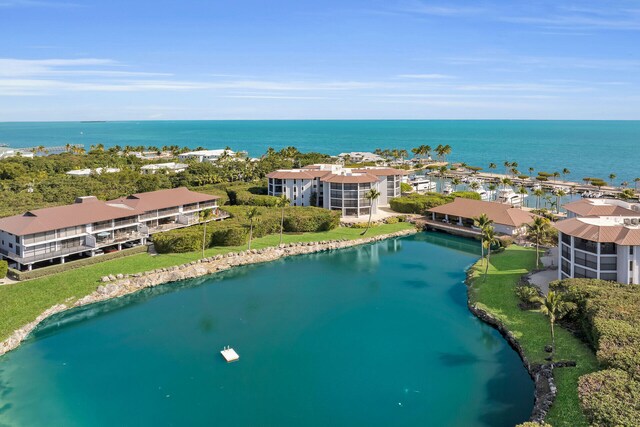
[631,261,634,271]
[630,246,634,255]
[561,233,571,245]
[600,272,617,281]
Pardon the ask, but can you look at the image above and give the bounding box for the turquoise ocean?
[0,120,639,183]
[0,234,533,426]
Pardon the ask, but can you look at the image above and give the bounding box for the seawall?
[0,228,416,356]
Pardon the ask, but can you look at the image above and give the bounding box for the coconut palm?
[361,188,381,235]
[531,291,575,359]
[555,189,567,213]
[199,208,214,258]
[451,177,462,191]
[247,207,261,250]
[469,181,480,191]
[503,161,512,176]
[277,194,290,245]
[438,165,448,193]
[635,177,640,190]
[473,213,493,264]
[518,186,529,208]
[527,216,552,268]
[609,173,617,187]
[482,226,500,281]
[533,188,545,210]
[488,162,497,172]
[562,168,570,180]
[528,167,535,176]
[488,183,497,200]
[619,188,637,201]
[500,177,512,189]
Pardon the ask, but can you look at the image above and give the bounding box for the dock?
[221,346,240,362]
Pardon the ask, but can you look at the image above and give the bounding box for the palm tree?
[473,213,493,264]
[562,168,570,180]
[488,183,497,201]
[469,181,480,191]
[635,177,640,190]
[277,194,290,245]
[555,189,567,213]
[527,216,552,268]
[503,161,512,176]
[247,207,261,250]
[531,291,575,359]
[451,177,462,191]
[533,188,545,210]
[361,188,381,235]
[528,167,535,177]
[619,188,636,201]
[500,177,512,189]
[199,208,214,258]
[482,226,500,281]
[518,186,529,208]
[488,162,497,173]
[609,173,617,187]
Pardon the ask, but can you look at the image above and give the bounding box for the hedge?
[552,278,640,426]
[8,245,148,281]
[153,206,340,253]
[225,183,279,206]
[0,260,7,279]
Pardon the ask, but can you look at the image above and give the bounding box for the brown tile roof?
[563,199,638,217]
[109,187,219,212]
[0,188,219,236]
[320,173,379,184]
[427,198,536,227]
[0,197,136,236]
[266,170,318,179]
[554,218,640,245]
[353,167,409,176]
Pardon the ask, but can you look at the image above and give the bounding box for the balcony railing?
[9,245,92,265]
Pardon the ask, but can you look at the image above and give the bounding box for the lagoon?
[0,233,533,426]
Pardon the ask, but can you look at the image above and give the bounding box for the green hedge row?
[553,278,640,426]
[225,183,280,206]
[0,260,7,279]
[153,206,340,253]
[389,191,479,214]
[8,245,148,281]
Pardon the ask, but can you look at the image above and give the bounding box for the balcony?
[96,231,147,247]
[7,245,92,265]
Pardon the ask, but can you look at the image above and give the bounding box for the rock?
[544,345,553,353]
[116,273,124,279]
[108,274,116,281]
[101,276,110,282]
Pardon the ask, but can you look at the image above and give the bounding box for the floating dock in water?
[221,346,239,362]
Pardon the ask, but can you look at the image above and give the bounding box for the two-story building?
[266,164,406,217]
[0,187,222,271]
[555,198,640,284]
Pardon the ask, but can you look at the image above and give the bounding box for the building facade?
[178,149,234,163]
[0,188,222,271]
[140,162,189,174]
[266,164,405,217]
[555,199,640,284]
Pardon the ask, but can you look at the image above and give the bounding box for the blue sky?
[1,0,639,120]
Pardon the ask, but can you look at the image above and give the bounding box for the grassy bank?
[0,222,414,343]
[467,246,598,427]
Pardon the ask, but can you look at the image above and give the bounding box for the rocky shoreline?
[465,269,574,424]
[0,228,416,357]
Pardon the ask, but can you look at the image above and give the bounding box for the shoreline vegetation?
[467,246,598,427]
[0,223,416,355]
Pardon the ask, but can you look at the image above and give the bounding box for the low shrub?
[153,228,203,253]
[450,191,481,200]
[0,260,8,279]
[390,192,452,214]
[8,245,148,281]
[400,182,412,193]
[552,278,640,425]
[515,285,540,308]
[210,225,248,246]
[499,235,514,247]
[384,216,399,224]
[282,207,340,232]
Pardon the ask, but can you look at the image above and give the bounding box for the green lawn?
[0,222,414,344]
[468,246,599,427]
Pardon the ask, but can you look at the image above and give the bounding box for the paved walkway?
[340,207,404,224]
[527,247,559,294]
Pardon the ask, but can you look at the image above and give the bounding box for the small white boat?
[442,182,454,195]
[473,185,495,201]
[410,177,437,192]
[497,187,527,207]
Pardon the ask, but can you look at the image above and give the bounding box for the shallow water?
[0,233,533,426]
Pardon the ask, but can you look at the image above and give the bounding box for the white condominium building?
[266,164,406,217]
[555,198,640,284]
[0,188,222,271]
